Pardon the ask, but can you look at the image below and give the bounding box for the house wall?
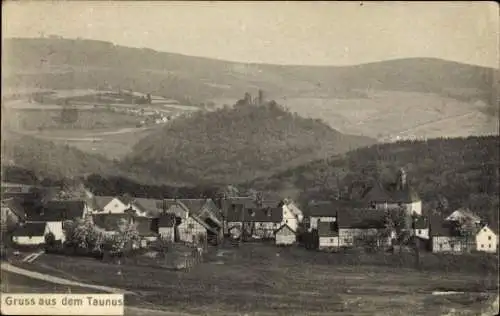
[45,221,65,242]
[414,228,429,240]
[282,206,298,231]
[178,217,207,244]
[319,236,339,249]
[159,227,175,242]
[432,236,472,253]
[275,229,296,245]
[286,203,304,223]
[338,228,390,247]
[103,198,129,214]
[476,227,498,253]
[13,235,45,245]
[253,222,277,238]
[310,216,336,230]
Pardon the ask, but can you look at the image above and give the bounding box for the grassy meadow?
[6,243,498,316]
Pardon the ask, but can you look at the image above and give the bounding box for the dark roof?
[413,216,429,229]
[429,215,460,237]
[92,214,131,231]
[12,222,46,237]
[31,200,86,222]
[226,204,283,223]
[134,217,158,237]
[306,200,367,217]
[158,213,176,228]
[1,198,27,220]
[337,209,386,229]
[177,199,206,216]
[363,181,420,204]
[318,221,339,237]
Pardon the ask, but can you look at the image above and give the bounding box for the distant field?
[11,244,498,316]
[214,90,499,141]
[2,108,141,131]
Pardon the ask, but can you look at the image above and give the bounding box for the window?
[114,204,119,208]
[481,244,484,248]
[330,238,334,243]
[488,236,492,240]
[188,223,194,229]
[417,229,421,234]
[489,244,491,248]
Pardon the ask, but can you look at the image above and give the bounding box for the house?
[156,213,176,243]
[1,198,27,228]
[306,200,366,231]
[226,204,283,239]
[134,217,159,244]
[430,216,474,253]
[159,199,216,245]
[11,222,47,246]
[131,197,168,218]
[178,199,224,244]
[222,197,296,238]
[318,221,339,250]
[336,209,392,248]
[413,215,429,240]
[28,200,88,242]
[362,168,422,215]
[92,195,148,217]
[445,208,482,224]
[475,225,498,253]
[274,224,296,246]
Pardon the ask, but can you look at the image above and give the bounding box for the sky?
[3,1,499,68]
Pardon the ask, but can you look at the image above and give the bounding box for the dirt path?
[1,262,133,295]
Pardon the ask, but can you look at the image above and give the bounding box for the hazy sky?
[3,1,499,68]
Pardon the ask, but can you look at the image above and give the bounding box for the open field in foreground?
[6,244,498,316]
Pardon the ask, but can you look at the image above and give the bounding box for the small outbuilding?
[274,224,296,246]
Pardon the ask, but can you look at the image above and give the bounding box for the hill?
[0,132,183,186]
[247,135,500,225]
[3,37,497,106]
[124,101,376,185]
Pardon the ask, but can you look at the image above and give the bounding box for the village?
[1,168,498,269]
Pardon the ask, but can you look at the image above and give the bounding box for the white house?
[446,208,482,224]
[157,213,176,243]
[12,222,47,246]
[27,200,88,242]
[281,200,304,232]
[413,216,429,240]
[274,224,296,246]
[475,225,498,253]
[92,196,148,217]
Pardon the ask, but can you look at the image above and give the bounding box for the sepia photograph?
[1,1,499,315]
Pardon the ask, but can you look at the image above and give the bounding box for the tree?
[72,217,100,250]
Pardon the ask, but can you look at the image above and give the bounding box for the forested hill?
[248,135,500,224]
[124,101,375,185]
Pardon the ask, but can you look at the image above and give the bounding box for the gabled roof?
[363,181,420,204]
[337,209,386,229]
[318,221,339,237]
[226,204,283,223]
[12,222,46,237]
[132,198,165,217]
[445,208,482,223]
[274,224,296,234]
[32,200,86,222]
[93,196,115,210]
[477,224,499,236]
[177,199,206,216]
[429,215,461,237]
[1,198,27,220]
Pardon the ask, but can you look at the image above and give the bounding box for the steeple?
[397,167,407,190]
